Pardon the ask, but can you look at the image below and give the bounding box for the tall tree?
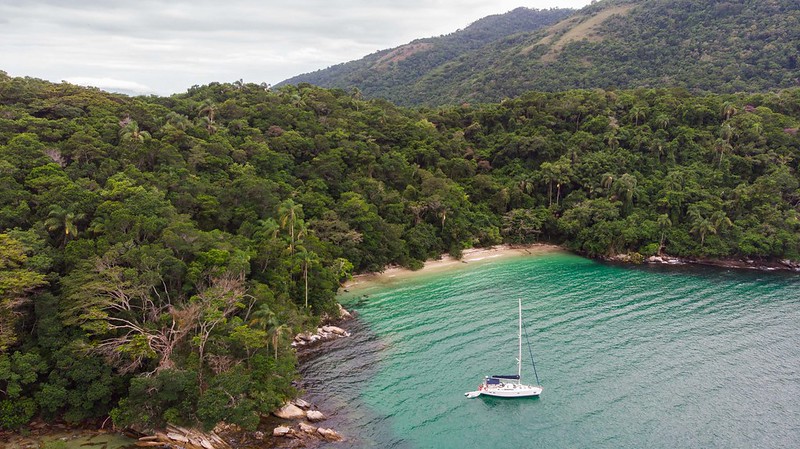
[0,234,47,352]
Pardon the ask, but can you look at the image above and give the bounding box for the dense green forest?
[1,70,799,432]
[283,0,800,106]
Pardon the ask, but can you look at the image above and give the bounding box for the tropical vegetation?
[1,70,799,432]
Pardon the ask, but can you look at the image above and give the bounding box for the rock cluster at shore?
[291,325,351,348]
[270,303,353,445]
[291,304,353,349]
[271,399,343,444]
[606,252,800,272]
[645,255,686,265]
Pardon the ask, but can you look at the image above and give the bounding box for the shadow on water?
[475,394,542,408]
[299,317,413,449]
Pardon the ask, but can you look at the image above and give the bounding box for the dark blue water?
[300,252,800,448]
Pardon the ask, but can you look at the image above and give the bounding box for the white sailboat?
[465,298,543,399]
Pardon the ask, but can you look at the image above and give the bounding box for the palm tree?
[45,205,85,246]
[165,112,191,131]
[278,199,304,255]
[606,132,619,150]
[199,115,218,134]
[654,113,671,130]
[248,304,275,330]
[657,214,672,254]
[555,170,571,206]
[612,173,638,212]
[600,172,615,191]
[297,247,320,309]
[518,177,535,196]
[541,160,571,207]
[195,100,219,134]
[722,101,737,120]
[539,162,557,207]
[711,211,733,234]
[266,316,289,360]
[119,121,150,143]
[713,138,733,168]
[649,140,665,162]
[719,122,735,143]
[630,105,647,126]
[690,216,715,247]
[197,99,217,123]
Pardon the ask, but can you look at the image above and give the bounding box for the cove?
[301,251,800,448]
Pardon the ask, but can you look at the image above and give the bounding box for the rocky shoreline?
[604,253,800,272]
[291,304,353,350]
[255,303,355,448]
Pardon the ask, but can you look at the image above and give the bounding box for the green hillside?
[1,71,799,432]
[277,7,574,104]
[280,0,800,106]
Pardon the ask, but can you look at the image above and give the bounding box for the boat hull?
[465,384,543,398]
[480,384,542,398]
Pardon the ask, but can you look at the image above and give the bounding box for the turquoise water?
[300,252,800,448]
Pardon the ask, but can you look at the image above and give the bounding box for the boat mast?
[518,298,522,382]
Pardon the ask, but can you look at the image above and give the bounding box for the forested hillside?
[1,71,799,431]
[281,0,800,106]
[277,7,573,104]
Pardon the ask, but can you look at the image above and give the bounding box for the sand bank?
[343,244,562,291]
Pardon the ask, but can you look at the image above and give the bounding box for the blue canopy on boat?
[490,375,520,380]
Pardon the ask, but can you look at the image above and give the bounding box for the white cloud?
[1,0,594,95]
[62,77,155,95]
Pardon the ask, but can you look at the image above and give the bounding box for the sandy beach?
[343,244,562,291]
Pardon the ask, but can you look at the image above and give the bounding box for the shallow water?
[301,252,800,448]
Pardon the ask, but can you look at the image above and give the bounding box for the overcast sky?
[1,0,594,96]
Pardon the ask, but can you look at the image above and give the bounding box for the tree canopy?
[0,70,799,431]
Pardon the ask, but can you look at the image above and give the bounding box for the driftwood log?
[136,425,231,449]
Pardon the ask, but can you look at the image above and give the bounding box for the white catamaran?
[465,298,543,399]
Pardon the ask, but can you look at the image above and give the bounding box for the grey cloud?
[2,0,591,95]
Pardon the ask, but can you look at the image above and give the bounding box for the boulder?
[273,426,291,437]
[252,431,265,441]
[338,303,352,320]
[296,332,313,342]
[321,325,347,336]
[273,403,306,420]
[298,422,317,434]
[305,410,326,422]
[292,398,311,409]
[317,428,343,441]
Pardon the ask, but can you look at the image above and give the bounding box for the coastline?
[8,244,796,449]
[604,253,800,272]
[341,244,800,298]
[344,243,563,290]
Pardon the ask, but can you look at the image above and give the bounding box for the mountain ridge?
[277,7,574,103]
[279,0,800,106]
